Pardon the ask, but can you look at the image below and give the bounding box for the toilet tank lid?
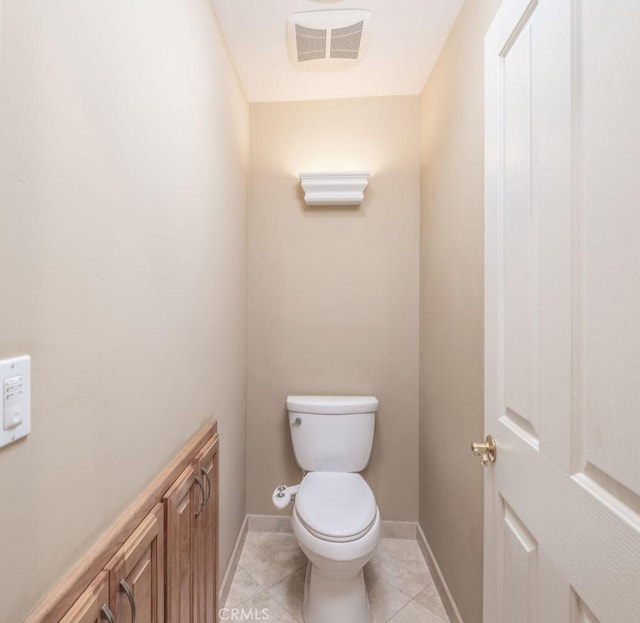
[287,395,378,415]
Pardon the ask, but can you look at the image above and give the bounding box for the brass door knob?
[471,435,497,467]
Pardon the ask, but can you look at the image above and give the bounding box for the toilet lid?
[295,472,377,541]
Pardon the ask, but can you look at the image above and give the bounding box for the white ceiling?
[209,0,465,103]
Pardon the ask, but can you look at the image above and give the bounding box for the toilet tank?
[287,395,378,472]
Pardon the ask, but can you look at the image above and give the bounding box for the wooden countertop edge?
[23,420,218,623]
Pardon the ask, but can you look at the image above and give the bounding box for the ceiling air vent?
[295,24,327,63]
[330,21,364,60]
[287,10,373,67]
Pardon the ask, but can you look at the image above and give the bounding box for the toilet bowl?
[283,395,381,623]
[292,472,381,623]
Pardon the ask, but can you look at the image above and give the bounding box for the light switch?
[3,375,24,429]
[0,356,31,449]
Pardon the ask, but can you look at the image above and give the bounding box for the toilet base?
[302,560,372,623]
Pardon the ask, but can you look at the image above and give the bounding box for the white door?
[484,0,640,621]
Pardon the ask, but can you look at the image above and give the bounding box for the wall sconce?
[299,171,370,206]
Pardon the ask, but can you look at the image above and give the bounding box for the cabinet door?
[60,572,112,623]
[105,504,164,623]
[163,465,198,623]
[194,437,218,623]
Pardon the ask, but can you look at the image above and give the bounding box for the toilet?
[286,395,381,623]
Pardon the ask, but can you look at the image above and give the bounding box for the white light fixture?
[299,171,370,206]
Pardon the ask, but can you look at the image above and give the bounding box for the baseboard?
[247,513,292,533]
[416,523,464,623]
[381,520,416,539]
[218,515,249,609]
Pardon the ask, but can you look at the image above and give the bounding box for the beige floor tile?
[238,531,308,588]
[365,538,432,598]
[367,574,413,623]
[413,582,449,621]
[387,599,447,623]
[267,566,307,620]
[224,566,263,608]
[232,590,301,623]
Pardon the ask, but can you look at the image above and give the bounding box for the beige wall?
[419,0,501,621]
[0,1,248,620]
[248,97,420,520]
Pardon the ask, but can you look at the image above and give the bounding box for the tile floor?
[224,531,450,622]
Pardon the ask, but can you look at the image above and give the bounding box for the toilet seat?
[295,472,377,543]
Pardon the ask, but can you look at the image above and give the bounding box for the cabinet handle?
[101,605,117,623]
[120,579,136,623]
[195,476,206,518]
[201,467,211,508]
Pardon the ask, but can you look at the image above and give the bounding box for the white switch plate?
[0,355,31,449]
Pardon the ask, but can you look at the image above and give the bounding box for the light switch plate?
[0,356,31,449]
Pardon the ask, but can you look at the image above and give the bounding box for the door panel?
[485,0,640,620]
[571,591,599,623]
[581,0,640,504]
[164,465,196,623]
[500,502,538,623]
[503,15,537,442]
[194,437,218,623]
[128,550,152,622]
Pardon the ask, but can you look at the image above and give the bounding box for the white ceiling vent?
[287,10,373,67]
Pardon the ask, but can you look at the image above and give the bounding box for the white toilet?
[286,395,381,623]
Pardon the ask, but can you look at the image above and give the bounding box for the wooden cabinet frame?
[59,574,110,623]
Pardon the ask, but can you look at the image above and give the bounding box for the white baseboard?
[381,520,416,539]
[218,515,249,609]
[416,523,464,623]
[247,513,292,533]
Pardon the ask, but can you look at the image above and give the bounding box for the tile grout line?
[224,564,264,609]
[366,565,433,602]
[265,587,301,622]
[264,560,308,589]
[385,597,413,623]
[263,562,307,620]
[385,595,448,623]
[257,583,302,623]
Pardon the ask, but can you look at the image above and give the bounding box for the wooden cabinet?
[105,504,164,623]
[59,573,111,623]
[164,436,218,623]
